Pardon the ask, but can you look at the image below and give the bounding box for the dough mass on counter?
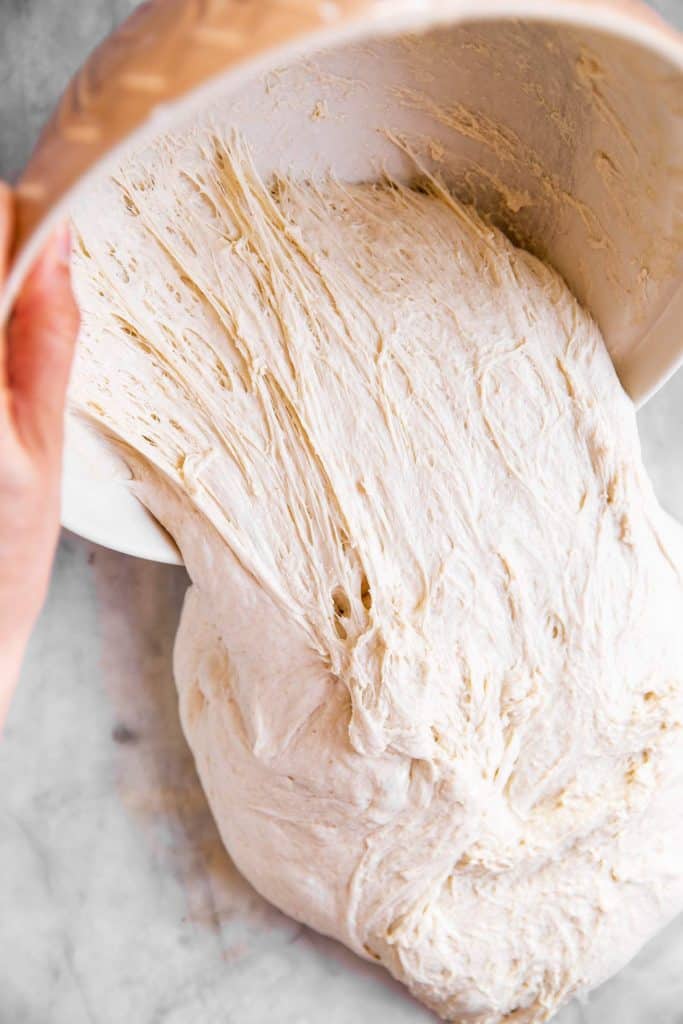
[70,128,683,1023]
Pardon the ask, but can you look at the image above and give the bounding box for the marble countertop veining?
[1,2,682,1022]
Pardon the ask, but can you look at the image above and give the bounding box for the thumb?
[8,224,80,455]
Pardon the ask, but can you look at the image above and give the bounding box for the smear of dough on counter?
[70,128,683,1023]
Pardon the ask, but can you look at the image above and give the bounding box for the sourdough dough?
[70,131,683,1023]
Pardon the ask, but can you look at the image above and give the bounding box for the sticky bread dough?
[70,130,683,1023]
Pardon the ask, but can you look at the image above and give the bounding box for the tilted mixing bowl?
[1,0,681,564]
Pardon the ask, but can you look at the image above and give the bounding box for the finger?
[8,223,80,454]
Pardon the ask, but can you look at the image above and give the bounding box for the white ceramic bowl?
[1,0,682,564]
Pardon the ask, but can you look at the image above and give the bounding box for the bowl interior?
[63,13,683,563]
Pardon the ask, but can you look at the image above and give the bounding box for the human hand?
[0,183,80,727]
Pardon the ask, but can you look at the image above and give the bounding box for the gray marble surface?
[1,2,682,1022]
